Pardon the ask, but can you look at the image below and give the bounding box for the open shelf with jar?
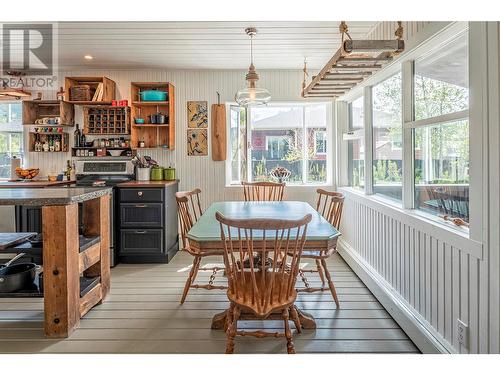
[83,105,130,135]
[130,82,175,149]
[64,76,116,105]
[29,132,69,153]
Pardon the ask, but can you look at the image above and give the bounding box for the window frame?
[339,21,473,236]
[0,101,24,180]
[226,101,333,187]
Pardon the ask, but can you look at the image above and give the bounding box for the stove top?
[76,174,134,187]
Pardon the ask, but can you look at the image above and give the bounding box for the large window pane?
[250,106,303,183]
[372,73,402,201]
[349,96,364,129]
[414,32,469,120]
[347,96,364,188]
[348,139,364,188]
[306,104,327,183]
[0,102,23,178]
[229,106,247,184]
[414,120,469,221]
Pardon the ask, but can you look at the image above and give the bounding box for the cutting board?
[0,233,37,250]
[211,103,226,161]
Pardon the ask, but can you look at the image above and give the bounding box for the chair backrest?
[175,188,203,249]
[242,181,285,202]
[316,189,345,229]
[216,211,311,316]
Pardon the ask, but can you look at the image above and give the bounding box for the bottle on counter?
[66,160,72,181]
[74,123,81,148]
[71,161,76,181]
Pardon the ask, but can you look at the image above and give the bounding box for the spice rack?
[29,132,69,152]
[130,82,175,149]
[83,106,130,135]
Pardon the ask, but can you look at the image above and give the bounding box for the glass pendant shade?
[235,86,271,106]
[235,28,271,106]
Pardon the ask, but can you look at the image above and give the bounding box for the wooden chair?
[176,188,226,304]
[242,181,285,201]
[216,211,312,354]
[297,189,345,307]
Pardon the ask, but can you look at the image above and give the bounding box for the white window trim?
[225,101,334,187]
[339,21,476,240]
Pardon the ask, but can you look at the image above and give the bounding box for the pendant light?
[235,27,271,106]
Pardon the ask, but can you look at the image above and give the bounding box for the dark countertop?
[116,180,179,188]
[0,187,112,206]
[0,180,76,188]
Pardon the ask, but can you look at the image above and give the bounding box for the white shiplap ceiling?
[52,21,379,70]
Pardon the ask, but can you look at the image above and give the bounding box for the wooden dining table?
[187,201,341,330]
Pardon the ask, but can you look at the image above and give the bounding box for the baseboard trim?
[338,239,455,354]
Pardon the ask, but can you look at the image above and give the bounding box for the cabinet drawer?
[120,188,163,202]
[119,229,163,254]
[120,203,163,228]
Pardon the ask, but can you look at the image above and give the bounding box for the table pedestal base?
[211,305,316,330]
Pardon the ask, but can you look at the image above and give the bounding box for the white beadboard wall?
[24,69,334,208]
[367,21,430,41]
[336,22,500,354]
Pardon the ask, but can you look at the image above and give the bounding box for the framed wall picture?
[187,101,208,128]
[187,129,208,156]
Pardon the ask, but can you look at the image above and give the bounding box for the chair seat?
[301,247,336,259]
[227,271,297,318]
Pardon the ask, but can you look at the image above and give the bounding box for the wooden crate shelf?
[65,76,116,104]
[83,106,130,135]
[130,82,175,150]
[28,132,69,152]
[22,100,75,126]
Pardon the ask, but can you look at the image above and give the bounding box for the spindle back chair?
[242,181,285,202]
[175,188,225,304]
[216,211,312,354]
[298,189,345,307]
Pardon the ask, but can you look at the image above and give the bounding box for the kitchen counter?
[116,180,178,188]
[0,180,75,188]
[0,187,111,206]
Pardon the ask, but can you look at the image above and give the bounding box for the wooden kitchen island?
[0,187,112,338]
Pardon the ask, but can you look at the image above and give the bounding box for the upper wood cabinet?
[22,100,75,126]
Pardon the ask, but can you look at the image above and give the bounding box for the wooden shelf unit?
[64,76,116,104]
[22,100,75,126]
[130,82,175,149]
[28,132,69,152]
[83,106,130,135]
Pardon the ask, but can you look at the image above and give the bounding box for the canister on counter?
[163,166,176,180]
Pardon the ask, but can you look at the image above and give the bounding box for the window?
[0,102,23,179]
[227,102,331,185]
[372,73,402,201]
[347,96,364,188]
[412,31,469,222]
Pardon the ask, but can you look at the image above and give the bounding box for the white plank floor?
[0,251,419,354]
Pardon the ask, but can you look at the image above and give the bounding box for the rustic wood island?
[0,187,112,338]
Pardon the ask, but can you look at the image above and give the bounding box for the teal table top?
[187,201,341,242]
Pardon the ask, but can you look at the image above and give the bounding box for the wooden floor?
[0,251,419,354]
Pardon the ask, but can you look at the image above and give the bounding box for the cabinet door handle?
[134,230,147,234]
[137,191,143,196]
[135,204,147,208]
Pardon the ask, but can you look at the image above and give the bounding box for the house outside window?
[227,102,331,185]
[0,102,23,179]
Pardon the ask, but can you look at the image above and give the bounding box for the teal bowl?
[135,118,145,124]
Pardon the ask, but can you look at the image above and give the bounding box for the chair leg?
[226,305,239,354]
[282,308,295,354]
[180,256,201,304]
[289,305,302,334]
[321,258,340,308]
[316,259,326,286]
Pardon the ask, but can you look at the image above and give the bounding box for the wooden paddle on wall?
[211,92,226,161]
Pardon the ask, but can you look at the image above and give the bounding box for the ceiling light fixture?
[235,27,271,106]
[84,55,93,60]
